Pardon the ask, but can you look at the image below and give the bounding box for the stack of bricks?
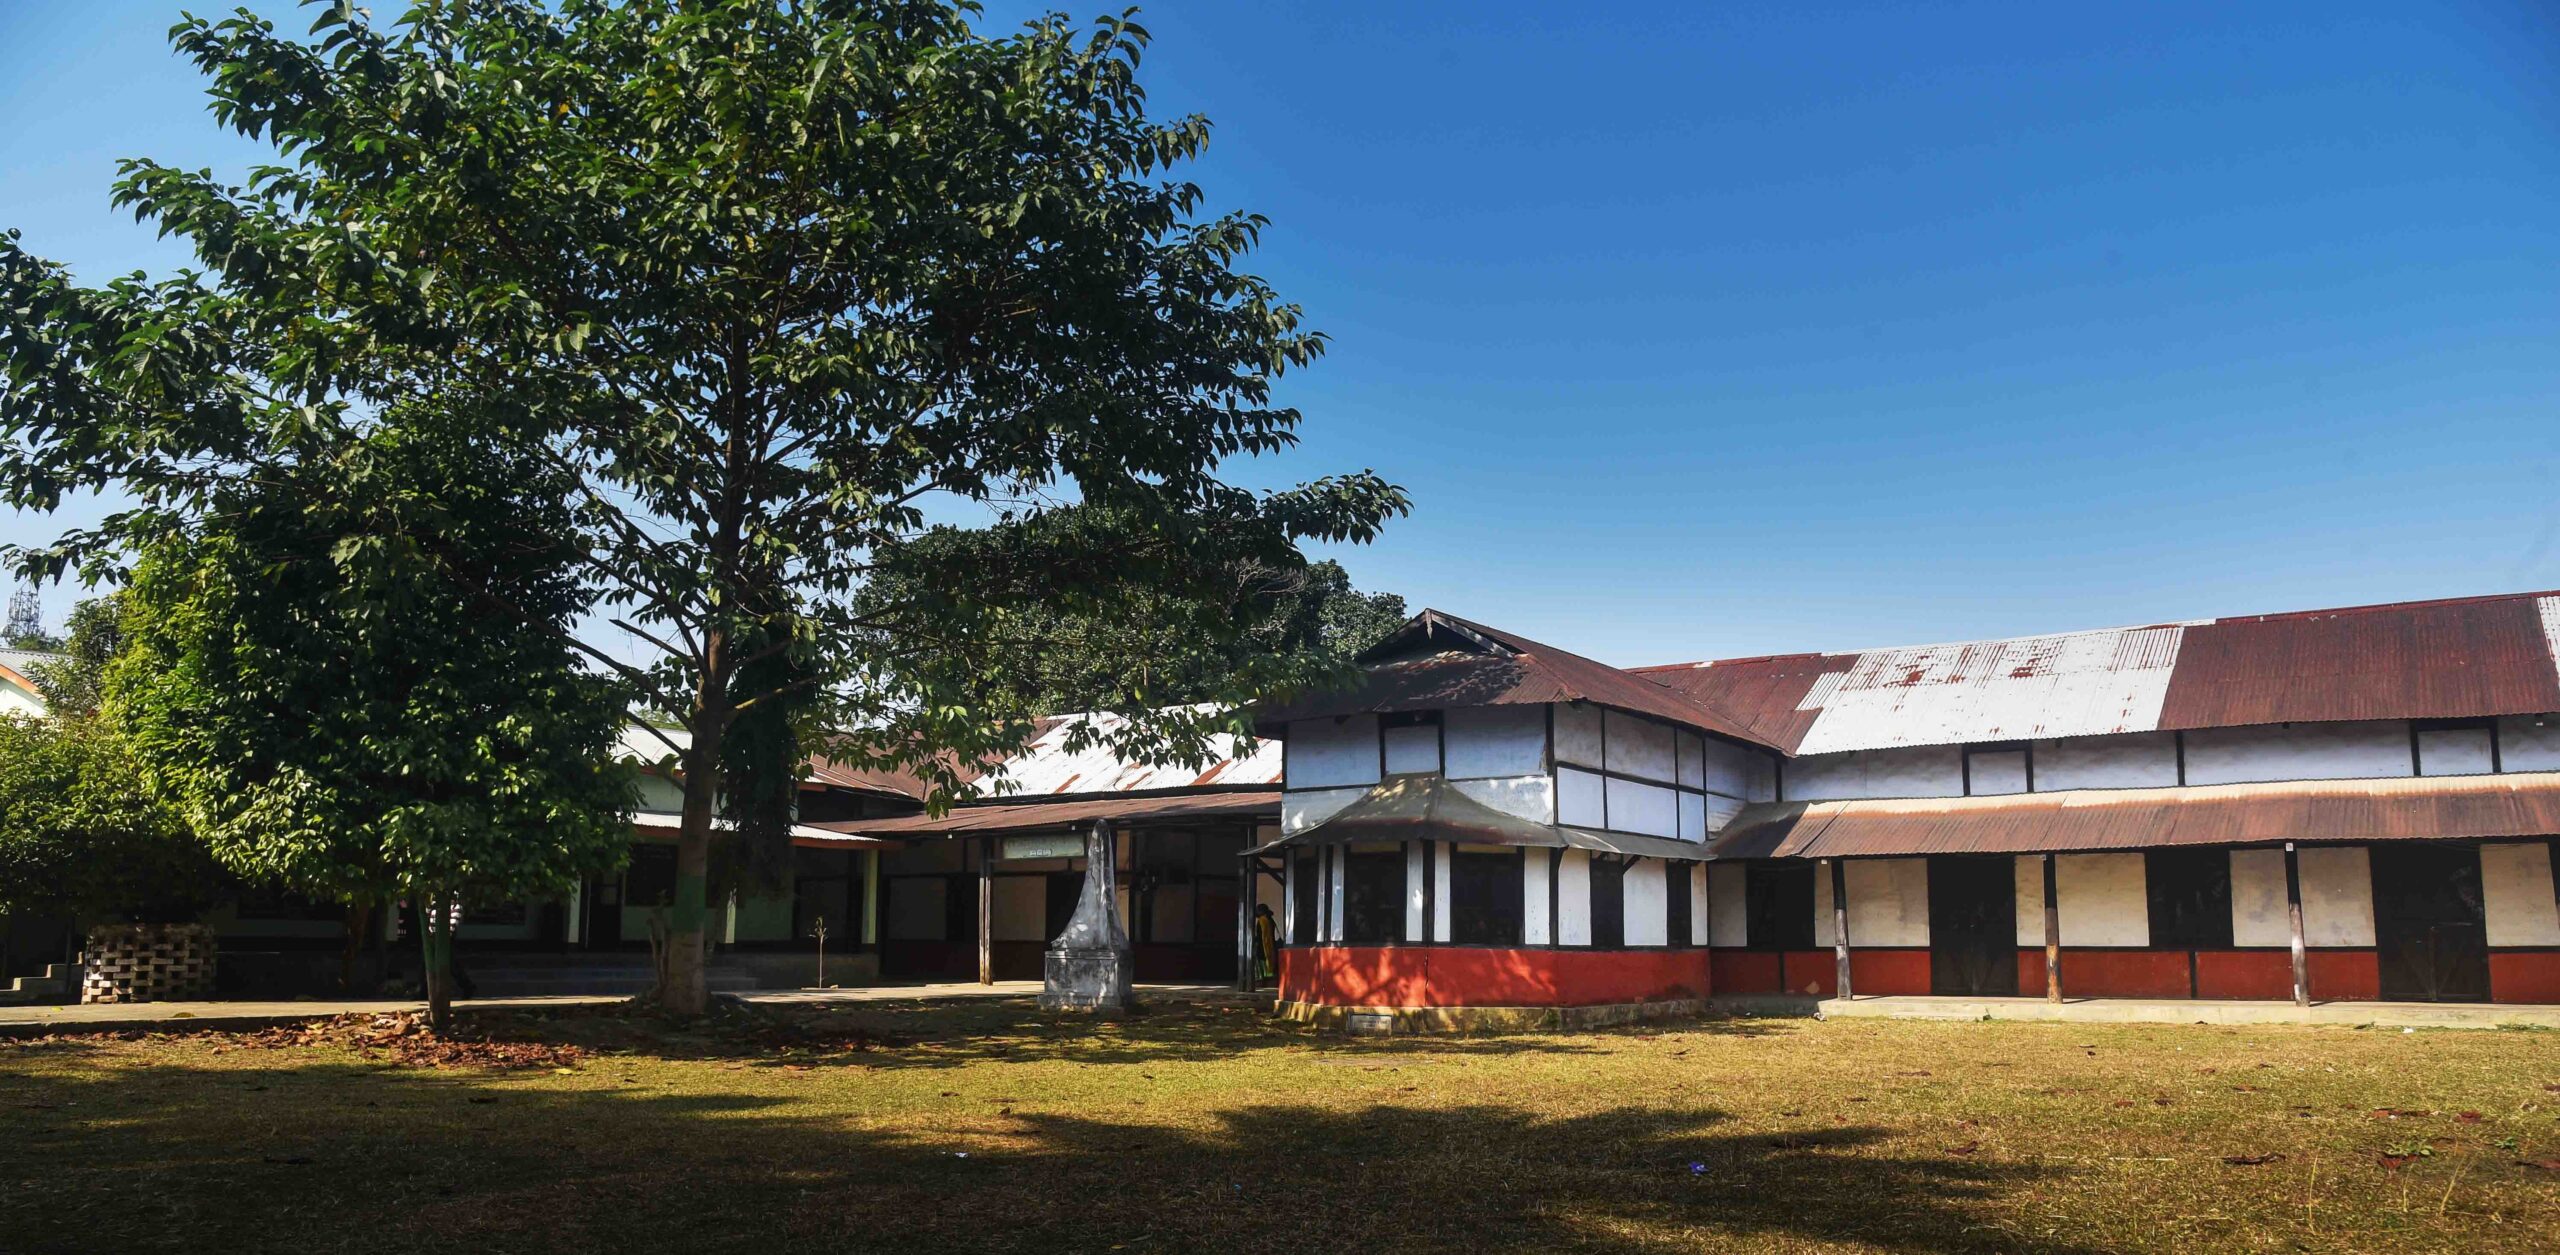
[79,923,218,1004]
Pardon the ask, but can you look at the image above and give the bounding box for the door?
[2371,845,2489,1002]
[1927,856,2018,996]
[588,876,623,947]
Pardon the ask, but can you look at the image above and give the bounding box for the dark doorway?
[587,875,623,947]
[1341,848,1405,944]
[1045,870,1084,943]
[1743,862,1816,950]
[2371,845,2489,1003]
[1588,856,1627,948]
[1927,856,2018,996]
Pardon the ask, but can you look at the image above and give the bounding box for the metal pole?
[2284,842,2309,1006]
[977,835,993,985]
[2042,854,2062,1003]
[1828,858,1852,999]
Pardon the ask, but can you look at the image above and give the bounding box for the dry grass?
[3,996,2556,1254]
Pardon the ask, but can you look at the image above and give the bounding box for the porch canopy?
[810,789,1279,840]
[1248,774,1711,862]
[1706,770,2560,861]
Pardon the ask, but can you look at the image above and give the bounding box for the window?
[1744,861,1816,950]
[1449,849,1524,945]
[1588,856,1627,947]
[1666,861,1692,947]
[1290,850,1319,943]
[2414,718,2497,777]
[626,843,679,907]
[1341,848,1406,944]
[1381,710,1442,776]
[792,848,859,940]
[2144,848,2233,949]
[1964,742,2031,796]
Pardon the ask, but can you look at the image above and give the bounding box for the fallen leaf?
[2514,1159,2560,1171]
[1942,1141,1979,1156]
[2221,1153,2285,1166]
[2454,1111,2483,1124]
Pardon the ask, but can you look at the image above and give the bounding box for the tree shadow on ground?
[0,1038,2099,1255]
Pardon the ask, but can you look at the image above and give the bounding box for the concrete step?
[0,964,76,1006]
[466,967,758,998]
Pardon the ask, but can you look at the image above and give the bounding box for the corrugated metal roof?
[971,708,1281,796]
[813,789,1279,837]
[1252,610,1775,748]
[1249,775,1710,862]
[2156,594,2560,728]
[1643,590,2560,755]
[1706,771,2560,859]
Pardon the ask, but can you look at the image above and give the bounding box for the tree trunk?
[662,713,726,1017]
[420,899,453,1034]
[340,899,373,992]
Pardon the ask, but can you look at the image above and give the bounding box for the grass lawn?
[3,996,2556,1254]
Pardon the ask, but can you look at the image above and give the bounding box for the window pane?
[1341,849,1405,944]
[1450,850,1523,945]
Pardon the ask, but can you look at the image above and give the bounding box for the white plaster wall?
[2057,853,2148,946]
[1746,754,1779,803]
[1557,849,1593,945]
[2230,849,2290,947]
[1405,842,1427,941]
[2181,721,2411,786]
[1968,750,2029,796]
[1556,766,1606,827]
[2416,727,2494,777]
[1786,745,1965,801]
[1813,858,1929,947]
[1280,856,1298,943]
[1434,844,1453,941]
[1604,776,1679,838]
[1703,737,1757,798]
[1286,716,1381,789]
[1453,775,1555,824]
[1624,859,1668,946]
[992,875,1047,942]
[1554,703,1605,768]
[2497,717,2560,772]
[1676,731,1706,790]
[2299,846,2376,946]
[1445,705,1547,778]
[1382,723,1441,775]
[1282,786,1367,834]
[1607,710,1677,783]
[2034,732,2179,791]
[1523,850,1554,945]
[2482,842,2560,946]
[1328,848,1346,942]
[1708,864,1750,946]
[1690,863,1710,943]
[1677,791,1707,842]
[2011,857,2046,947]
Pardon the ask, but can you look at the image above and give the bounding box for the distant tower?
[4,587,42,648]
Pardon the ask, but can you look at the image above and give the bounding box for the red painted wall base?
[1278,946,1710,1008]
[2490,952,2560,1003]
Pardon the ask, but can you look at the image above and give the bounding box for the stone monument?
[1040,819,1133,1011]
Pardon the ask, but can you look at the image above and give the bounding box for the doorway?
[2370,845,2488,1002]
[1927,856,2018,996]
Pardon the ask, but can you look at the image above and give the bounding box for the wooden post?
[2284,841,2309,1006]
[1828,858,1852,999]
[2041,854,2062,1003]
[1235,852,1254,993]
[861,849,880,948]
[977,835,993,985]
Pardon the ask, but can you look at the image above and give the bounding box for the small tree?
[110,425,636,1030]
[0,713,230,928]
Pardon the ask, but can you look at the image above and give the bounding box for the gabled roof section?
[969,708,1281,796]
[1641,590,2560,756]
[1252,609,1777,749]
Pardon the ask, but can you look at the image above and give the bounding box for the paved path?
[1720,993,2560,1030]
[0,981,1248,1036]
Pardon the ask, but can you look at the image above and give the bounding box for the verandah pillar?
[1827,858,1851,999]
[2041,853,2062,1003]
[2284,841,2309,1006]
[1234,851,1254,994]
[977,834,993,985]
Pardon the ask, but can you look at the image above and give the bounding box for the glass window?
[1341,848,1405,944]
[2144,848,2233,949]
[1449,849,1523,945]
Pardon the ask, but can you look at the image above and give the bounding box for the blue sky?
[4,1,2557,665]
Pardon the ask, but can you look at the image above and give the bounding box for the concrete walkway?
[0,981,1247,1036]
[1796,993,2560,1030]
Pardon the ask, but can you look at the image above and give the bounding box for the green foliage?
[23,594,128,716]
[107,425,637,909]
[0,712,230,924]
[0,0,1406,1009]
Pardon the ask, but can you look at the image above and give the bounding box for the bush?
[0,713,230,924]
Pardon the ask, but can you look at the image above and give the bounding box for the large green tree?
[0,0,1404,1013]
[0,712,231,929]
[109,424,637,1029]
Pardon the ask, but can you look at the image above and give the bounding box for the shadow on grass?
[0,1035,2095,1255]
